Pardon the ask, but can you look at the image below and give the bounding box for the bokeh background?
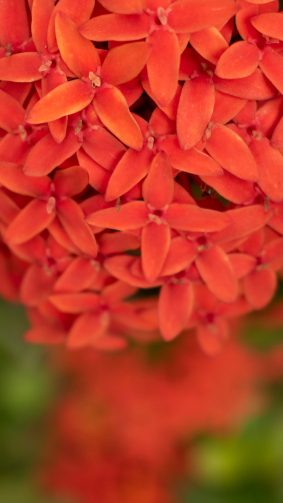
[1,292,283,503]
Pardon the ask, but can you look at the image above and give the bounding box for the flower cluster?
[40,336,266,503]
[1,0,283,352]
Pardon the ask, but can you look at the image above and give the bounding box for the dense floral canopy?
[1,0,283,353]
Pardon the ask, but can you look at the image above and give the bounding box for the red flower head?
[0,0,282,351]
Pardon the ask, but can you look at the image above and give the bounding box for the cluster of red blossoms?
[1,0,283,353]
[41,336,273,503]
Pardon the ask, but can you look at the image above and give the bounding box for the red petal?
[20,265,54,306]
[0,0,29,46]
[142,78,182,120]
[41,63,68,96]
[105,255,156,288]
[24,131,80,176]
[83,127,126,171]
[205,124,258,181]
[99,231,139,254]
[103,280,136,302]
[260,47,283,95]
[102,41,150,85]
[197,318,228,355]
[142,152,174,209]
[161,237,197,276]
[272,116,283,154]
[263,238,283,269]
[67,313,108,349]
[55,12,100,77]
[149,108,175,136]
[118,78,143,107]
[0,190,19,225]
[216,41,259,79]
[0,53,42,82]
[161,136,223,176]
[80,13,150,41]
[214,69,277,100]
[246,0,277,4]
[147,30,180,106]
[0,82,32,105]
[48,220,79,253]
[251,12,283,40]
[0,89,25,132]
[77,150,110,192]
[236,4,260,42]
[47,0,96,51]
[0,162,50,197]
[196,245,238,302]
[200,172,256,204]
[31,0,54,52]
[146,0,172,9]
[48,117,68,144]
[55,257,99,292]
[49,293,100,313]
[240,229,264,256]
[26,80,94,124]
[255,96,283,137]
[177,76,215,149]
[93,86,143,149]
[11,235,47,263]
[98,0,144,13]
[87,201,148,230]
[5,200,55,245]
[53,0,95,23]
[159,282,194,341]
[141,222,171,281]
[106,147,152,201]
[211,91,246,124]
[215,205,270,243]
[57,199,98,256]
[168,0,235,33]
[190,27,228,64]
[229,253,256,279]
[243,268,277,309]
[54,166,89,197]
[166,203,230,232]
[0,133,29,163]
[42,70,68,143]
[250,137,283,202]
[25,326,65,345]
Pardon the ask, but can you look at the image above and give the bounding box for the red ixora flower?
[0,0,282,352]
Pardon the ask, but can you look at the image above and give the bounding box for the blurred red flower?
[40,334,268,502]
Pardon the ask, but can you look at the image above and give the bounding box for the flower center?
[196,235,208,252]
[147,135,155,150]
[156,7,168,26]
[4,43,13,56]
[38,58,54,74]
[46,196,56,215]
[89,71,101,88]
[205,312,215,325]
[147,206,166,225]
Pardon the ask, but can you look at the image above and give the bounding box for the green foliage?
[0,300,61,502]
[180,392,283,503]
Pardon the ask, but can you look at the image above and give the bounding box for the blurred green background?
[0,300,62,503]
[1,297,283,503]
